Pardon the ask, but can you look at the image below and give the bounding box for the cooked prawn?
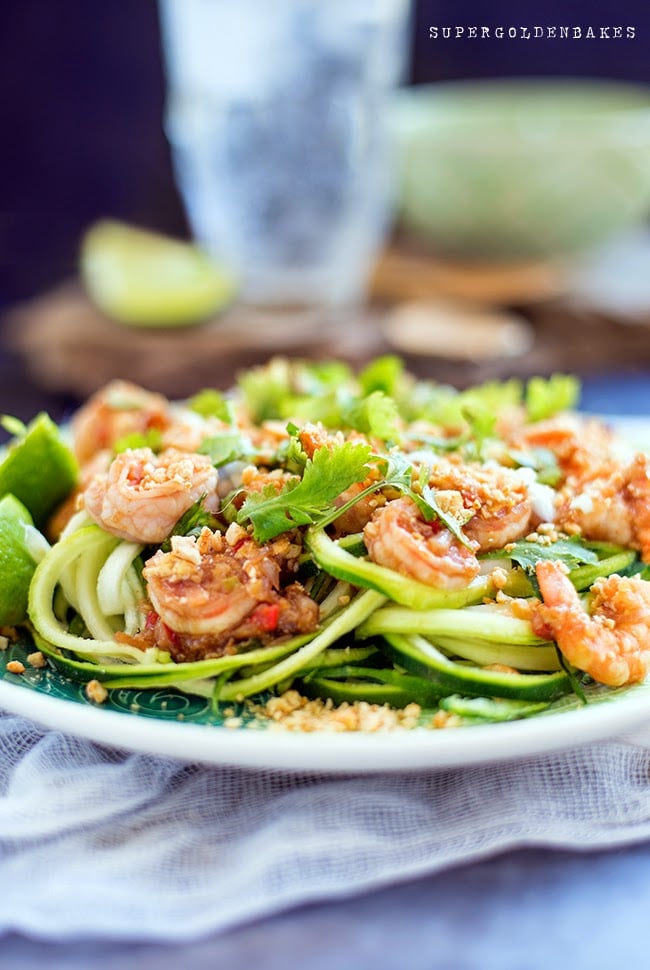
[503,413,616,484]
[363,497,480,590]
[426,459,532,552]
[161,413,233,453]
[82,447,219,544]
[556,453,650,562]
[141,526,318,660]
[533,559,650,687]
[72,380,171,464]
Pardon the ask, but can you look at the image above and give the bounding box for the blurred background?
[2,0,650,420]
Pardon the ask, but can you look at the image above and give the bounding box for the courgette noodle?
[7,357,649,729]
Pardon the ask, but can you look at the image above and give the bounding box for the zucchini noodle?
[16,360,650,728]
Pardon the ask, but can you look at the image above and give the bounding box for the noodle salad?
[7,356,650,729]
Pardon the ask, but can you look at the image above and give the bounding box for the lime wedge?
[0,494,39,625]
[81,220,237,327]
[0,414,79,527]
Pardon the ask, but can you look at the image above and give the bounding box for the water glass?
[158,0,411,307]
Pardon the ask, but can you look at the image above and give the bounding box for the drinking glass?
[158,0,411,308]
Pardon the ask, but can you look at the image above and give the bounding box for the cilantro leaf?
[188,388,234,423]
[238,440,372,543]
[358,355,405,397]
[161,498,219,550]
[198,430,253,467]
[343,391,402,442]
[485,537,599,575]
[458,404,497,460]
[315,450,475,548]
[236,358,353,422]
[377,454,474,548]
[411,478,475,549]
[525,375,580,422]
[113,428,163,454]
[508,447,562,487]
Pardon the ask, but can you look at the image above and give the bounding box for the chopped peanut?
[85,679,108,704]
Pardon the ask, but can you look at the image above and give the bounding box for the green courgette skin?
[380,634,571,702]
[301,664,448,708]
[440,694,552,722]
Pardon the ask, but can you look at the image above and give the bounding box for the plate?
[1,637,650,773]
[1,416,650,774]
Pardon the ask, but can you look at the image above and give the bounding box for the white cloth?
[1,711,650,942]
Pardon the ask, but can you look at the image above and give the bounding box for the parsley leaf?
[237,440,372,542]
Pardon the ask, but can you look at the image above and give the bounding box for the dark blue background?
[1,0,649,308]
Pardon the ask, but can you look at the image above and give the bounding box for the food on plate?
[2,357,650,731]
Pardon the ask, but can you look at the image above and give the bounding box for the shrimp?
[161,413,232,453]
[503,413,616,484]
[363,497,480,590]
[556,453,650,562]
[533,559,650,687]
[72,380,171,464]
[427,460,532,552]
[82,447,219,544]
[141,526,318,661]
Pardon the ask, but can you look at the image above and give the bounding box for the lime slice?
[81,220,237,327]
[0,494,39,625]
[0,414,79,527]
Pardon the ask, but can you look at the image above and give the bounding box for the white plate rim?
[1,676,650,773]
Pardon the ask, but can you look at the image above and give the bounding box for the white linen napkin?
[1,710,650,942]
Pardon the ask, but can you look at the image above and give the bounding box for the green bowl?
[394,79,650,262]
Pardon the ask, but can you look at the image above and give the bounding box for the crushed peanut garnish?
[524,531,555,546]
[6,660,25,675]
[248,689,421,733]
[563,522,582,536]
[26,651,47,669]
[432,710,462,729]
[85,679,108,704]
[536,522,559,538]
[494,590,537,620]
